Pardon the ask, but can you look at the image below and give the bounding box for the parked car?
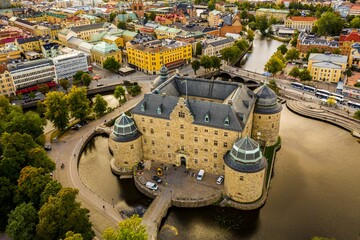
[216,175,224,185]
[70,124,81,130]
[96,83,104,87]
[44,145,52,151]
[152,176,162,183]
[145,182,158,191]
[197,169,205,181]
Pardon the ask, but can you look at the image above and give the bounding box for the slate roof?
[70,23,107,33]
[308,53,348,64]
[133,77,256,131]
[16,37,39,44]
[111,113,141,142]
[313,61,342,69]
[254,84,282,114]
[8,59,53,72]
[42,42,59,50]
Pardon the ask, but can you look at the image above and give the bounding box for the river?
[78,106,360,240]
[241,32,283,73]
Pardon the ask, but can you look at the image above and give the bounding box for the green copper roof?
[92,42,120,54]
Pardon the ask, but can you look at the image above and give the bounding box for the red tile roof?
[289,16,317,21]
[350,4,360,10]
[339,30,360,42]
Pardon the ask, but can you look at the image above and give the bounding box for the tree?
[6,203,38,240]
[277,44,288,55]
[93,94,108,117]
[299,69,312,81]
[64,231,84,240]
[40,181,62,207]
[354,110,360,120]
[191,60,201,75]
[73,71,85,84]
[326,96,337,106]
[221,46,241,64]
[247,28,255,42]
[316,12,344,36]
[235,39,249,51]
[264,55,285,75]
[29,92,36,100]
[109,12,116,23]
[103,57,120,73]
[350,17,360,28]
[44,91,69,131]
[210,56,221,70]
[102,215,147,240]
[147,12,156,21]
[285,48,300,61]
[36,188,94,240]
[114,86,126,104]
[200,55,213,72]
[289,67,300,78]
[128,85,142,97]
[67,87,90,123]
[290,30,299,47]
[267,79,280,95]
[17,166,52,209]
[208,1,215,11]
[255,15,269,35]
[81,73,92,87]
[195,42,203,56]
[0,177,17,231]
[38,84,49,95]
[59,79,70,91]
[117,21,126,30]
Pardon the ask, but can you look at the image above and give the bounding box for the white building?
[202,37,234,57]
[52,50,89,80]
[8,59,56,91]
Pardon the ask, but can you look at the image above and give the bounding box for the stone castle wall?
[251,112,281,146]
[108,136,143,170]
[224,166,266,203]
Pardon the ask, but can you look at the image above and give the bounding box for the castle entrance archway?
[180,157,186,167]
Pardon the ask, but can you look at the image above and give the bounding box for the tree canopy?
[195,42,202,56]
[67,87,91,123]
[255,15,269,35]
[264,55,285,75]
[93,94,108,117]
[221,46,241,64]
[289,67,300,78]
[316,12,344,36]
[102,215,147,240]
[44,91,69,131]
[103,57,120,73]
[200,55,213,72]
[6,203,38,240]
[285,48,300,61]
[277,44,288,55]
[191,60,201,75]
[114,86,126,104]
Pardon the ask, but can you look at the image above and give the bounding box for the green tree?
[289,67,300,78]
[195,42,203,56]
[277,44,288,55]
[102,215,147,240]
[17,166,52,208]
[67,87,90,123]
[73,71,85,85]
[255,15,269,35]
[200,55,213,72]
[36,188,94,240]
[0,177,17,230]
[128,85,142,96]
[109,12,116,23]
[311,237,336,240]
[81,73,92,87]
[235,39,249,51]
[316,12,344,36]
[93,94,108,117]
[103,57,120,73]
[285,48,300,61]
[267,79,280,95]
[40,180,62,207]
[44,91,69,131]
[114,86,126,104]
[210,56,222,70]
[191,60,201,75]
[247,28,255,42]
[38,84,49,95]
[147,12,156,21]
[354,110,360,120]
[59,79,70,91]
[221,46,241,64]
[6,203,38,240]
[299,69,312,81]
[64,231,84,240]
[117,21,126,30]
[290,30,299,47]
[29,92,36,100]
[350,17,360,28]
[264,55,285,75]
[208,1,215,11]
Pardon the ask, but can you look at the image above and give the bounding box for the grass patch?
[263,137,281,185]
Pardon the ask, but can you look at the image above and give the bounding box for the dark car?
[70,124,81,130]
[44,145,52,151]
[152,176,162,183]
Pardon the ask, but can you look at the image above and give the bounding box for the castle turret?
[224,137,267,203]
[151,65,168,90]
[251,84,282,146]
[108,113,142,176]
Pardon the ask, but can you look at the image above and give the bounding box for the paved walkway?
[47,82,152,238]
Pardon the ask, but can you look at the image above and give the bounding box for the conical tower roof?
[111,113,141,142]
[253,84,282,114]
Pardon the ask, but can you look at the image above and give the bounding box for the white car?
[145,182,158,191]
[216,175,224,185]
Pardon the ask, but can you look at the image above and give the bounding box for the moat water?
[78,107,360,240]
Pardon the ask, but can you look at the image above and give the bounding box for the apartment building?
[52,50,89,80]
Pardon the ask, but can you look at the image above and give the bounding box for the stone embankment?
[286,100,360,138]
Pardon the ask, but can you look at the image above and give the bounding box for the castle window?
[214,163,217,168]
[223,165,225,170]
[166,122,170,126]
[205,129,208,133]
[140,103,146,112]
[194,159,198,164]
[151,140,155,145]
[150,128,154,134]
[224,132,228,137]
[195,149,198,154]
[181,146,185,151]
[150,119,153,123]
[142,127,146,132]
[167,145,170,148]
[204,113,210,122]
[178,112,185,118]
[141,117,145,122]
[143,139,147,144]
[180,124,184,129]
[223,142,228,147]
[194,127,198,131]
[259,116,261,119]
[269,116,271,119]
[204,158,208,162]
[168,153,171,158]
[194,137,198,142]
[180,134,184,139]
[214,130,218,135]
[214,153,217,158]
[224,116,230,126]
[272,124,275,128]
[240,176,244,181]
[152,150,155,154]
[204,139,208,143]
[130,145,134,149]
[157,106,162,114]
[167,132,170,137]
[214,140,218,146]
[204,148,208,152]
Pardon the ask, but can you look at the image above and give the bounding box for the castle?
[108,68,282,204]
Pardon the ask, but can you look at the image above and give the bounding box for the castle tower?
[224,137,267,203]
[131,0,144,18]
[151,65,168,90]
[251,84,282,147]
[108,113,142,176]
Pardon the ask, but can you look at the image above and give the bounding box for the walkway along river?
[78,105,360,240]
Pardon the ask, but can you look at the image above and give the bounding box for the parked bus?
[315,92,329,99]
[347,101,360,109]
[332,96,344,104]
[291,82,304,89]
[329,92,344,100]
[316,89,330,96]
[303,85,316,93]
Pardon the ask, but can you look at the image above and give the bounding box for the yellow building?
[348,43,360,67]
[45,13,67,24]
[255,8,289,22]
[0,45,21,63]
[285,16,317,31]
[15,37,41,52]
[34,25,51,38]
[308,53,348,83]
[0,65,15,96]
[108,74,282,207]
[91,41,122,67]
[102,35,124,48]
[127,39,192,74]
